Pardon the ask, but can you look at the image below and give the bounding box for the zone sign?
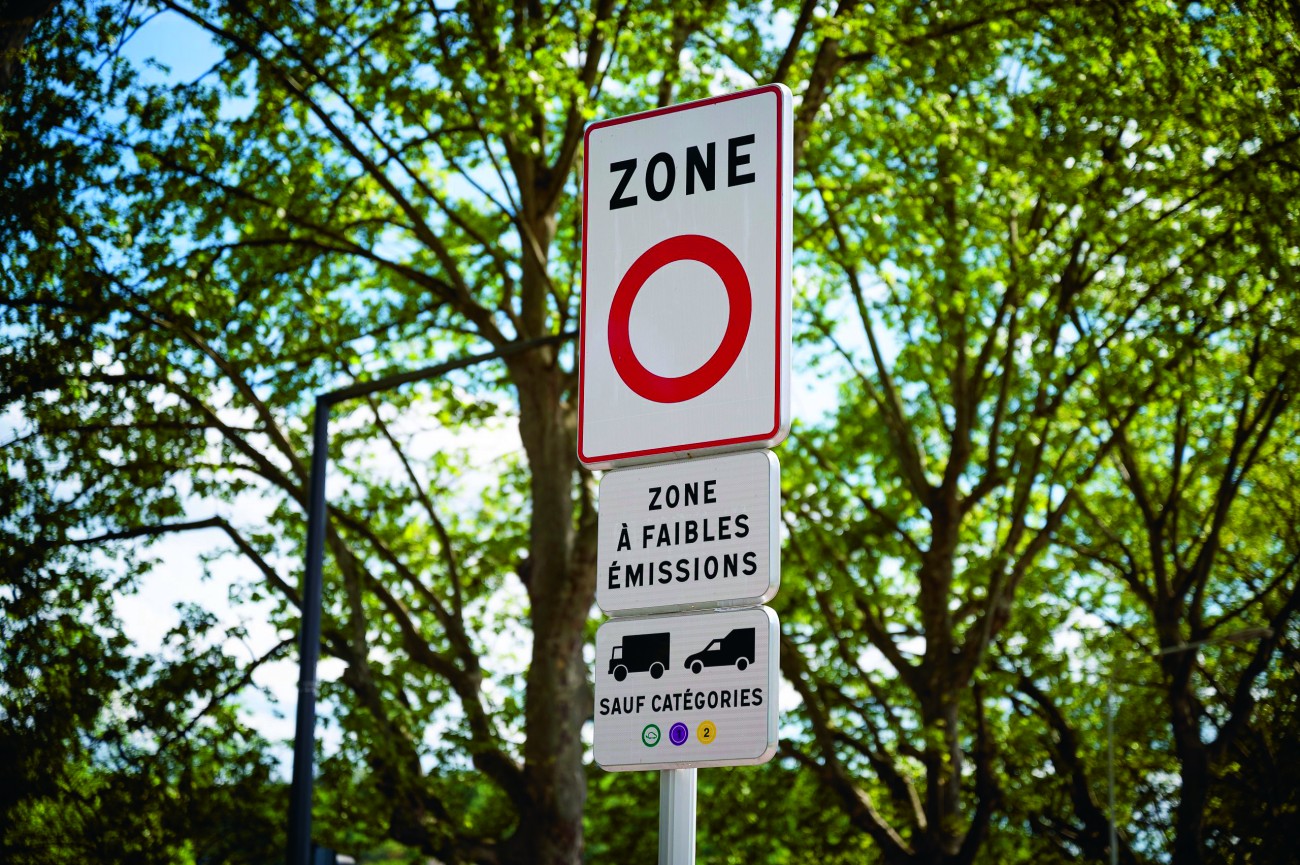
[593,606,779,771]
[579,85,793,469]
[596,450,779,617]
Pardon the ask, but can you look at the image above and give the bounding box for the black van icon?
[684,628,755,674]
[608,632,670,681]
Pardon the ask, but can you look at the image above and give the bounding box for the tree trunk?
[914,500,965,863]
[467,147,592,858]
[1170,687,1209,865]
[504,344,594,865]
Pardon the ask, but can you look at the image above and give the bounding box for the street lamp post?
[285,332,575,865]
[1107,672,1116,865]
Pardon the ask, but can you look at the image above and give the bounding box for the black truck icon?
[685,628,755,674]
[608,632,670,681]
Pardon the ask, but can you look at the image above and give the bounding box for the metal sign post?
[659,769,697,865]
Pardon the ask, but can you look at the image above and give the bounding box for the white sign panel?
[594,607,779,771]
[597,451,779,616]
[579,85,793,469]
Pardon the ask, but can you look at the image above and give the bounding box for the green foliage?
[3,2,1299,865]
[777,1,1300,862]
[0,550,286,864]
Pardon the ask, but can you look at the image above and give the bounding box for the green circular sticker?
[641,724,661,747]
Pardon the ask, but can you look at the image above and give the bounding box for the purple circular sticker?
[668,722,689,746]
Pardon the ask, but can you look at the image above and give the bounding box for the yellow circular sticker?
[696,721,717,745]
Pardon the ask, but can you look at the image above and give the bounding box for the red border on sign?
[607,234,751,403]
[578,84,787,466]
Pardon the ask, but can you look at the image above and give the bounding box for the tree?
[772,1,1300,862]
[0,528,287,865]
[1053,278,1300,864]
[5,2,1299,864]
[4,0,613,860]
[1,2,838,862]
[1202,625,1300,864]
[0,0,54,89]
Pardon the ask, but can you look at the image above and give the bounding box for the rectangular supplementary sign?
[578,84,793,469]
[593,606,779,771]
[597,451,779,616]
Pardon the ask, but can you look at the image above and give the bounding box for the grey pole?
[659,768,697,865]
[287,397,331,865]
[284,333,575,865]
[1107,672,1116,865]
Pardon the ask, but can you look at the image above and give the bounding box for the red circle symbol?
[607,235,751,403]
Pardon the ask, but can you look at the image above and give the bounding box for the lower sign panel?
[594,607,778,771]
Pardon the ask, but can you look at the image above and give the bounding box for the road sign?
[594,607,779,771]
[579,84,793,469]
[597,450,779,616]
